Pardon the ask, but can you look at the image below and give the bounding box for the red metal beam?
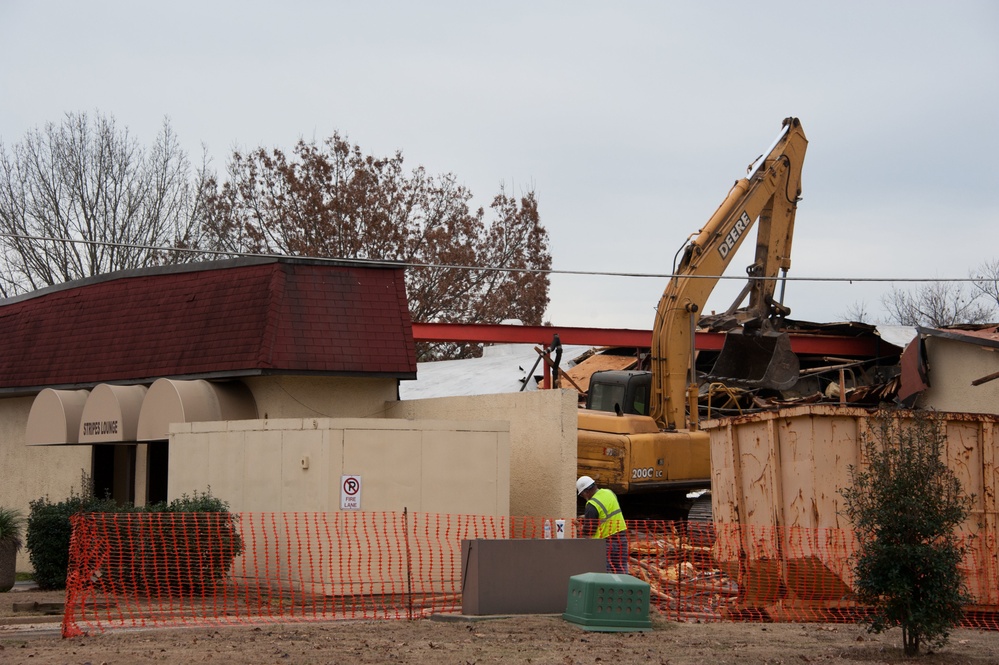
[410,322,895,357]
[412,322,651,347]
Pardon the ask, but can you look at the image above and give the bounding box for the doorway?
[91,444,136,504]
[146,441,169,505]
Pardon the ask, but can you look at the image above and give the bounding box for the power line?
[0,231,991,284]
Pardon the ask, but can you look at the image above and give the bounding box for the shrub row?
[27,490,242,592]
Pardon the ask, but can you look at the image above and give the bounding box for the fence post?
[403,508,413,620]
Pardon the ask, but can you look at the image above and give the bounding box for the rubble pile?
[626,526,738,620]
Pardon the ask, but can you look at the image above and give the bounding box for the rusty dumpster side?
[701,405,998,612]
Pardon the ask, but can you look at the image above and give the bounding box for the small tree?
[840,409,973,655]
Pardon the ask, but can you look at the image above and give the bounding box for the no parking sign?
[340,475,361,510]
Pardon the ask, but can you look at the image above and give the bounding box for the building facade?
[1,258,579,573]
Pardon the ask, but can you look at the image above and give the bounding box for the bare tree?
[201,134,551,359]
[971,258,999,312]
[881,281,995,328]
[841,300,871,323]
[0,112,206,297]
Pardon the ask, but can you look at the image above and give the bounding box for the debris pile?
[626,526,737,620]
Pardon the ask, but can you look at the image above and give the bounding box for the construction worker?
[576,475,628,574]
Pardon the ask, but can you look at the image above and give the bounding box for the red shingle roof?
[0,258,416,392]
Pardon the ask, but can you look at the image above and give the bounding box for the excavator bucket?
[706,329,800,391]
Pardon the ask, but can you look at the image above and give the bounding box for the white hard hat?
[576,475,595,496]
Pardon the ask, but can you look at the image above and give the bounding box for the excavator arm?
[649,117,807,431]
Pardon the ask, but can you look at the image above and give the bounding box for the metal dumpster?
[701,405,998,614]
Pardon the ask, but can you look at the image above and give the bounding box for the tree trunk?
[903,624,921,656]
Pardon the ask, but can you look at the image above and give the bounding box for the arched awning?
[26,380,258,445]
[25,388,90,445]
[136,379,258,441]
[78,384,148,443]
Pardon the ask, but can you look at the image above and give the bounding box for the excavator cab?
[706,328,799,391]
[586,370,651,415]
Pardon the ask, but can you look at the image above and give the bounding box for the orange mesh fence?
[628,521,997,629]
[63,511,511,636]
[63,514,999,637]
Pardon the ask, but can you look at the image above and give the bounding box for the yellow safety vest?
[586,488,627,539]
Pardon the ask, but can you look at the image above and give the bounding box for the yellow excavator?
[577,117,808,519]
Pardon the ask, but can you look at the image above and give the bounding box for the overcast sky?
[2,1,997,328]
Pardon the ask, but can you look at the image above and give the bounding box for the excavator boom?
[649,117,807,431]
[576,118,807,516]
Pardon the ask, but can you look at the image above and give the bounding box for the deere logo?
[719,211,752,259]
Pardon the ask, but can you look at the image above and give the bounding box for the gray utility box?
[461,538,607,615]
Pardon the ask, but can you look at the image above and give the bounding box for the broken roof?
[402,322,911,408]
[916,324,999,349]
[400,343,592,399]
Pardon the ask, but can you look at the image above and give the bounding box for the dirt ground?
[2,589,997,665]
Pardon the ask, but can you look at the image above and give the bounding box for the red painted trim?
[411,322,891,357]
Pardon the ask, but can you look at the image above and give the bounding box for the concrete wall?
[0,396,91,571]
[243,376,398,420]
[385,389,579,520]
[168,417,510,516]
[918,337,999,415]
[166,387,580,518]
[167,416,513,595]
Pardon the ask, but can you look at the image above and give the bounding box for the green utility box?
[562,572,653,632]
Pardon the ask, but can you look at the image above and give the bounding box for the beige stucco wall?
[0,396,91,571]
[918,337,999,415]
[168,416,513,595]
[168,417,510,516]
[242,376,398,420]
[2,378,577,577]
[384,389,579,520]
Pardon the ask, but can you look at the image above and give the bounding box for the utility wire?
[0,231,989,284]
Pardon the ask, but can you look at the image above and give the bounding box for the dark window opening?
[92,445,114,500]
[91,444,136,505]
[146,442,169,505]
